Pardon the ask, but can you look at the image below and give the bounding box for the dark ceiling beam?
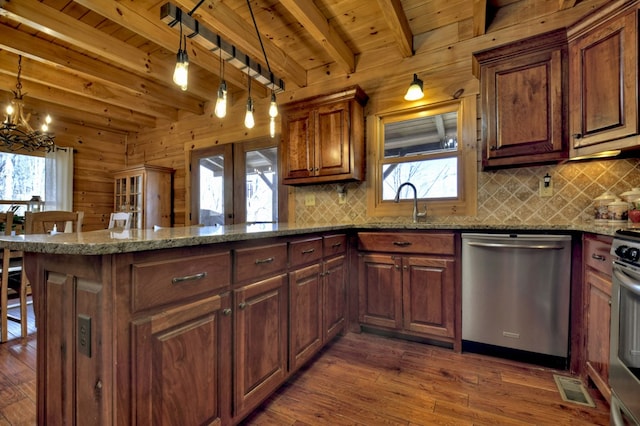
[278,0,356,73]
[375,0,413,57]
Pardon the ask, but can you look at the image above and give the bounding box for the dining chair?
[108,212,133,230]
[0,212,28,342]
[24,210,84,234]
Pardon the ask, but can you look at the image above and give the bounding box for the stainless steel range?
[610,230,640,425]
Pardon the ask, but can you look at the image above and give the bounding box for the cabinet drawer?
[132,251,231,312]
[234,243,288,283]
[324,234,347,256]
[584,235,612,277]
[290,237,323,268]
[358,232,455,255]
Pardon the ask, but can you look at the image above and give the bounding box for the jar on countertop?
[608,198,628,224]
[594,191,616,224]
[621,188,640,223]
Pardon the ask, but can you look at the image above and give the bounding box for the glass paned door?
[191,145,233,226]
[244,146,278,223]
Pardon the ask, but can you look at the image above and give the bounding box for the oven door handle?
[613,267,640,296]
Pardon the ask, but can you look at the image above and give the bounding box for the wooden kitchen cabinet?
[232,242,288,421]
[322,234,348,342]
[473,29,568,169]
[289,237,323,372]
[113,164,173,229]
[583,234,613,402]
[280,86,368,185]
[357,232,457,347]
[568,1,639,157]
[132,293,231,425]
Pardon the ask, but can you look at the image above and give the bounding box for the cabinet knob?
[222,308,232,316]
[394,265,400,270]
[490,145,497,151]
[238,302,247,310]
[403,265,408,270]
[573,133,583,139]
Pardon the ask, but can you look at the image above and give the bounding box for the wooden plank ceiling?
[0,0,581,135]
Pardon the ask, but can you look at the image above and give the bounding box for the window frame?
[366,96,477,218]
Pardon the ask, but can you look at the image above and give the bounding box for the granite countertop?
[0,221,624,255]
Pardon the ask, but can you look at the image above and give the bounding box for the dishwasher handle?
[465,241,566,250]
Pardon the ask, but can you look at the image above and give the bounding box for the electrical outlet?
[304,194,315,206]
[78,315,92,357]
[539,180,553,197]
[338,192,346,204]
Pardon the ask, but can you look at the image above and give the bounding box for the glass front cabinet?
[113,164,174,229]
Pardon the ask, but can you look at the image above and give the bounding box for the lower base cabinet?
[233,274,289,421]
[357,232,458,347]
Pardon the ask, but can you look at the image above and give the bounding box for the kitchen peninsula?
[0,222,619,425]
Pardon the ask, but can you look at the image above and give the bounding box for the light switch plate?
[539,180,553,197]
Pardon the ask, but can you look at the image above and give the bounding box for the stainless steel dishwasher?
[462,233,572,361]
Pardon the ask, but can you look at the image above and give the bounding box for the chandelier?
[1,56,55,152]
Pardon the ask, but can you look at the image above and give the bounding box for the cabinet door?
[358,253,402,329]
[402,256,455,339]
[282,109,314,180]
[289,263,323,372]
[483,49,565,166]
[233,274,288,420]
[315,101,351,177]
[569,8,638,148]
[585,268,611,392]
[132,294,230,425]
[323,255,346,342]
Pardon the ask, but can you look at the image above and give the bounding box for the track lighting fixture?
[404,73,424,101]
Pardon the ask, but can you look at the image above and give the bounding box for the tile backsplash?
[293,158,640,226]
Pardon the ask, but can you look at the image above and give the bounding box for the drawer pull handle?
[592,254,606,261]
[331,242,342,248]
[172,272,207,284]
[255,257,274,265]
[301,248,315,254]
[393,241,412,247]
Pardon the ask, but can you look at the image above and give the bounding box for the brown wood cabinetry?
[113,164,173,229]
[568,1,639,157]
[582,234,613,403]
[473,29,568,169]
[357,232,457,348]
[280,86,368,185]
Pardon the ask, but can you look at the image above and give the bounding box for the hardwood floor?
[242,332,611,425]
[0,304,610,426]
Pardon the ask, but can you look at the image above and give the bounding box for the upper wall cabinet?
[473,29,568,170]
[568,1,639,158]
[280,86,368,185]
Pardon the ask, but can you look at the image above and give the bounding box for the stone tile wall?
[293,158,640,226]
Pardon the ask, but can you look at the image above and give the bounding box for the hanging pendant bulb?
[173,48,189,91]
[269,92,278,118]
[41,114,52,132]
[244,97,255,129]
[214,80,227,118]
[173,25,188,91]
[269,117,275,138]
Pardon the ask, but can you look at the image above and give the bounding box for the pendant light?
[172,21,189,91]
[269,91,278,138]
[214,53,227,118]
[404,73,424,101]
[244,73,255,129]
